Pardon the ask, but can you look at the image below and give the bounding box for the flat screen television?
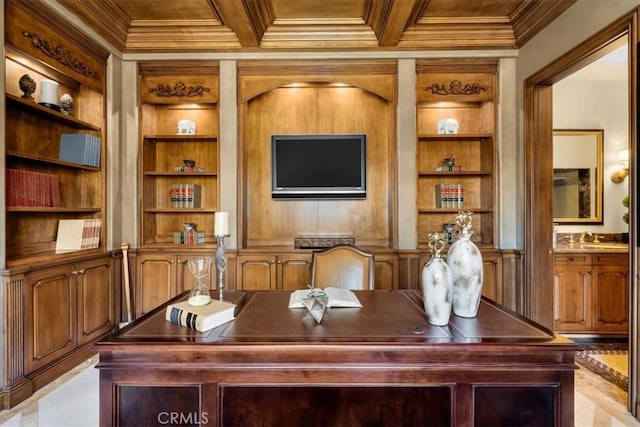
[271,134,366,199]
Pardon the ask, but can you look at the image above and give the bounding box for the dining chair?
[310,244,375,290]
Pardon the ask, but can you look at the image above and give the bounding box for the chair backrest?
[310,244,375,290]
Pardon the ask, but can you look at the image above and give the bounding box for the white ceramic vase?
[447,213,483,317]
[421,232,453,326]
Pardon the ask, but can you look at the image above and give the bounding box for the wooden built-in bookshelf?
[415,60,498,249]
[138,63,220,248]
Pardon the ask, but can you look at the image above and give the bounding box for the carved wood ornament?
[22,32,96,77]
[425,79,487,96]
[150,82,210,97]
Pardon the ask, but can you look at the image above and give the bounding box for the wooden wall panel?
[242,84,393,249]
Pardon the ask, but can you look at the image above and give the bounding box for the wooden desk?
[95,291,575,426]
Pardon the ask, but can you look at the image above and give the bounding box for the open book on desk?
[288,287,362,308]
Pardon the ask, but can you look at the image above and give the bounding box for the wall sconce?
[611,149,629,183]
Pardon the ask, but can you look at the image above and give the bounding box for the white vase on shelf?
[421,232,453,326]
[447,211,483,318]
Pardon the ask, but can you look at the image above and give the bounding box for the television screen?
[271,134,366,199]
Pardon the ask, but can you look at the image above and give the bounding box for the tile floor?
[0,355,638,426]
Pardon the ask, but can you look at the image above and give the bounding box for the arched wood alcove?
[237,60,397,249]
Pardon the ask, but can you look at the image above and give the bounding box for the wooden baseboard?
[0,335,107,410]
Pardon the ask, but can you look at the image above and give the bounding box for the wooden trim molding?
[148,82,211,98]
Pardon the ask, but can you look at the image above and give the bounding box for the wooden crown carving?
[22,32,96,77]
[150,82,210,97]
[425,80,487,96]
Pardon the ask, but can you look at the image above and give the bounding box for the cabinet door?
[481,254,502,304]
[237,256,276,290]
[26,265,76,372]
[592,266,628,332]
[77,256,115,345]
[553,266,591,331]
[374,254,398,290]
[136,254,178,316]
[277,255,312,290]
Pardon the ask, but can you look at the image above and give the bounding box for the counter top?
[554,242,628,253]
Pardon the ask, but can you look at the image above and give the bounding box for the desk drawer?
[554,253,591,265]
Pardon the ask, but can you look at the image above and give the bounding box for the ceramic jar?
[447,212,483,317]
[421,232,453,326]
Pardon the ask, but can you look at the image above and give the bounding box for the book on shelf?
[59,133,101,167]
[173,231,206,245]
[165,299,236,332]
[55,218,101,253]
[170,184,202,208]
[435,183,464,209]
[7,169,60,208]
[288,287,362,309]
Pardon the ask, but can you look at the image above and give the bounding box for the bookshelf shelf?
[418,171,491,177]
[144,134,217,141]
[7,150,101,171]
[6,94,101,131]
[7,207,102,213]
[143,208,217,213]
[144,171,217,177]
[418,208,493,214]
[418,133,492,141]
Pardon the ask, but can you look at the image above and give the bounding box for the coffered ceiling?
[56,0,576,53]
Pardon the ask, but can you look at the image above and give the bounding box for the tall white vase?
[421,232,453,326]
[447,212,483,318]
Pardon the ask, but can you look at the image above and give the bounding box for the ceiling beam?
[212,0,275,47]
[368,0,420,47]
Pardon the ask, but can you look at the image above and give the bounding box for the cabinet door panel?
[593,267,628,331]
[136,256,176,316]
[237,256,276,290]
[553,266,591,331]
[77,257,115,345]
[481,254,502,304]
[278,255,312,291]
[374,255,398,290]
[26,266,76,372]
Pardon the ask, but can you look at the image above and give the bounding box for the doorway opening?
[524,17,636,415]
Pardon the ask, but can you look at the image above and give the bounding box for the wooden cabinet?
[134,251,215,317]
[3,1,108,268]
[236,253,312,291]
[25,254,115,373]
[415,60,497,248]
[1,2,115,409]
[553,252,628,334]
[138,62,220,248]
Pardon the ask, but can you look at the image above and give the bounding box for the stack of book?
[173,230,206,245]
[170,184,202,208]
[7,169,60,207]
[55,218,102,253]
[435,183,464,208]
[59,133,101,167]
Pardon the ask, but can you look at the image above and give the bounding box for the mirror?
[553,129,603,224]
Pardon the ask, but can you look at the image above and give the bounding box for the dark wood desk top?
[98,290,574,349]
[96,291,576,427]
